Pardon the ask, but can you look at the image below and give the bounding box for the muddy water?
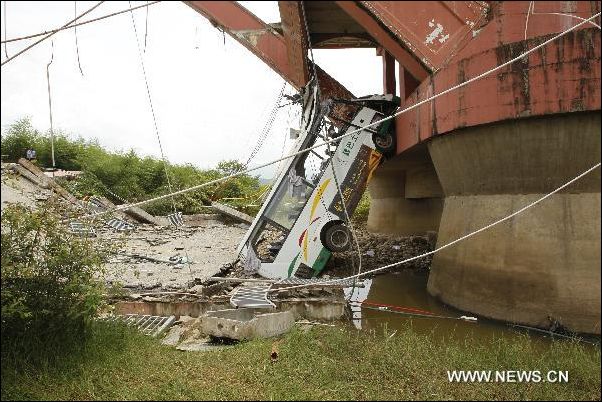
[345,270,600,347]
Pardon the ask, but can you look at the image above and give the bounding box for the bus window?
[263,169,313,231]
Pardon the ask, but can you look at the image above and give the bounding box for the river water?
[344,270,600,347]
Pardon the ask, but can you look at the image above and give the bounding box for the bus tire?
[323,223,352,252]
[373,132,395,156]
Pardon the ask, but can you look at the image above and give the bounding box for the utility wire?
[74,1,84,76]
[3,1,8,58]
[46,40,55,173]
[1,1,104,67]
[1,1,160,44]
[128,1,176,213]
[68,12,601,223]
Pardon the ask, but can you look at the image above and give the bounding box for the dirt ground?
[101,220,248,291]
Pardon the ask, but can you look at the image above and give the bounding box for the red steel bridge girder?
[184,1,354,123]
[359,1,490,72]
[184,1,352,96]
[278,1,311,88]
[335,1,430,81]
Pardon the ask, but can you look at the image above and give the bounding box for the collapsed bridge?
[185,1,601,334]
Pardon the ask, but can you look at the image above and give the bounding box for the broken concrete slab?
[211,201,254,225]
[161,325,185,346]
[12,164,50,189]
[122,204,164,226]
[18,158,163,226]
[200,308,295,340]
[183,213,222,227]
[18,158,80,206]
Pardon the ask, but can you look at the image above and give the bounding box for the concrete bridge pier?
[426,112,601,335]
[367,144,444,235]
[367,111,601,334]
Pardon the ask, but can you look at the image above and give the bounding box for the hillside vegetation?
[1,118,263,216]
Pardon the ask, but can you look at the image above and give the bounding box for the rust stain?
[495,39,532,117]
[430,76,438,136]
[457,58,469,128]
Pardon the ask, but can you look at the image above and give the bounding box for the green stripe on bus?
[311,247,332,277]
[287,252,301,277]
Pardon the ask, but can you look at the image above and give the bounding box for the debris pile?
[2,162,435,303]
[331,223,435,277]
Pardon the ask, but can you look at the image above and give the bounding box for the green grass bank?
[2,322,599,401]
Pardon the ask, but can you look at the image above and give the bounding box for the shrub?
[0,204,110,356]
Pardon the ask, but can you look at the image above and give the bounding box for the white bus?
[237,82,399,279]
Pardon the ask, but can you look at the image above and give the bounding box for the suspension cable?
[128,1,176,213]
[3,1,8,58]
[46,40,55,174]
[74,1,84,76]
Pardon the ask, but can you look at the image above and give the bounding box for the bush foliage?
[0,204,110,357]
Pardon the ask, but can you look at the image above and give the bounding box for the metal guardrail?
[102,314,176,337]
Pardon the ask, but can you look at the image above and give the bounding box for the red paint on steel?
[336,0,430,81]
[278,1,311,87]
[399,64,420,100]
[360,1,489,71]
[382,50,397,95]
[185,1,293,85]
[395,2,601,154]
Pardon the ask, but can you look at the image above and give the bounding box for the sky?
[0,1,383,178]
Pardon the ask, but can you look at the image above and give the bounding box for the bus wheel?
[373,132,395,156]
[323,224,352,252]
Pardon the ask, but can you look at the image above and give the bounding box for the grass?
[1,322,600,401]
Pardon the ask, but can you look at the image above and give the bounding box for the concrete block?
[200,308,294,340]
[12,164,50,188]
[123,205,164,226]
[211,202,254,224]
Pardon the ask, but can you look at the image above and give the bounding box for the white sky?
[0,1,382,177]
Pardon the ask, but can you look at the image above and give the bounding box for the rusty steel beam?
[399,65,419,100]
[184,1,355,111]
[359,1,489,72]
[278,1,310,87]
[335,1,430,81]
[184,1,294,85]
[380,49,396,95]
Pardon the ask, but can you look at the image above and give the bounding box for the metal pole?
[46,40,55,172]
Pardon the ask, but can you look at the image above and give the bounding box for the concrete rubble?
[101,221,247,291]
[159,309,295,351]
